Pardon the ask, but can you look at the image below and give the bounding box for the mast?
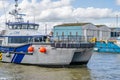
[9,0,25,22]
[15,0,18,21]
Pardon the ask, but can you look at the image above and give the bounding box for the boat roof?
[6,22,39,26]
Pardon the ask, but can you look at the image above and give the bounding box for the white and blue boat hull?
[1,43,94,65]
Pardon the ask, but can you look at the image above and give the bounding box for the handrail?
[53,35,93,43]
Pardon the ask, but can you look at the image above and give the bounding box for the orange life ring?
[28,46,34,53]
[39,47,46,53]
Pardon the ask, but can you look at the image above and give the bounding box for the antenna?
[9,0,26,22]
[14,0,18,21]
[15,0,18,8]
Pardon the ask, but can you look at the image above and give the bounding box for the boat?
[94,27,120,53]
[94,39,120,53]
[0,0,95,66]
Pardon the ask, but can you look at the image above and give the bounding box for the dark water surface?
[0,52,120,80]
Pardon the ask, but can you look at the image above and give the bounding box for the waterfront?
[0,52,120,80]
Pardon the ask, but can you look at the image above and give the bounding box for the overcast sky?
[0,0,120,32]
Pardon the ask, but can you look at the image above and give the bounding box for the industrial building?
[110,28,120,39]
[96,25,111,41]
[53,23,111,42]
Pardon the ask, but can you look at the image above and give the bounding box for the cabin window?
[13,25,17,29]
[8,36,47,43]
[8,24,38,30]
[34,37,41,42]
[8,25,22,29]
[29,25,34,29]
[17,25,22,29]
[34,26,38,30]
[8,37,32,43]
[22,25,28,29]
[34,36,47,42]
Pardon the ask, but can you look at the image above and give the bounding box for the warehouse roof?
[54,23,92,27]
[96,25,106,27]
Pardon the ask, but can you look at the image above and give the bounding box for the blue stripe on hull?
[11,53,25,63]
[11,54,17,63]
[13,54,25,63]
[10,44,30,63]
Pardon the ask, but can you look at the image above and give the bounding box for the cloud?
[38,6,73,21]
[73,7,112,18]
[1,0,73,22]
[0,0,120,29]
[16,0,120,22]
[116,0,120,5]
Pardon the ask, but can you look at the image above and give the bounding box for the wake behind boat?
[0,0,94,66]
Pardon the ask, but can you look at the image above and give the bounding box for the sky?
[0,0,120,31]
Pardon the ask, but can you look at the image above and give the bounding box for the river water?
[0,52,120,80]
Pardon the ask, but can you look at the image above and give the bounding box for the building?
[53,23,98,42]
[96,25,111,41]
[110,27,120,37]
